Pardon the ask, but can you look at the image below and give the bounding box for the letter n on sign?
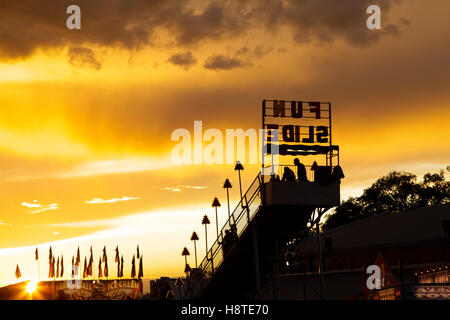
[273,100,285,117]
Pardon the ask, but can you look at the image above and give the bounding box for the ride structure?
[186,99,342,299]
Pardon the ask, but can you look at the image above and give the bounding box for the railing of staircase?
[197,173,263,279]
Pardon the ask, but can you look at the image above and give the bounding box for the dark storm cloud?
[67,46,102,70]
[203,55,245,70]
[253,46,274,58]
[203,45,274,70]
[0,0,403,61]
[235,46,274,59]
[282,0,401,46]
[0,0,188,60]
[170,2,247,45]
[167,51,197,70]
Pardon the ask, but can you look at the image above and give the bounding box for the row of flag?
[47,254,64,278]
[17,245,144,280]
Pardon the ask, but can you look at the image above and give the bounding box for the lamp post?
[201,215,210,257]
[175,277,184,300]
[223,179,232,220]
[235,161,244,203]
[184,263,192,299]
[190,231,199,268]
[212,197,221,238]
[184,263,191,277]
[166,289,175,300]
[181,247,190,266]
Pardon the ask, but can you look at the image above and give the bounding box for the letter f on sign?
[366,265,381,290]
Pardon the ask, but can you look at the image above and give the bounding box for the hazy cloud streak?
[85,196,140,204]
[22,201,59,214]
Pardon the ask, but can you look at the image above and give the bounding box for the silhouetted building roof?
[296,204,450,257]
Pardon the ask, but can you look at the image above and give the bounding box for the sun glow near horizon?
[0,204,239,287]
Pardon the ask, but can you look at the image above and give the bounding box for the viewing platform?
[263,180,340,207]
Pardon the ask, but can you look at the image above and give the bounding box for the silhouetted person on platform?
[270,173,280,182]
[222,229,232,256]
[294,158,308,182]
[311,161,319,182]
[270,172,276,182]
[332,165,345,183]
[282,167,296,182]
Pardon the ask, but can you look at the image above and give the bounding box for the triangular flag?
[56,256,60,278]
[88,249,93,276]
[131,255,136,278]
[76,247,80,266]
[120,256,124,278]
[48,257,53,278]
[104,255,109,278]
[138,256,143,279]
[15,265,22,279]
[104,247,107,264]
[102,246,106,263]
[375,253,398,288]
[60,255,64,278]
[98,256,103,278]
[83,257,87,278]
[52,255,55,278]
[74,255,79,276]
[117,256,121,278]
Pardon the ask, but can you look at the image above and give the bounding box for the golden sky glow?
[0,0,449,286]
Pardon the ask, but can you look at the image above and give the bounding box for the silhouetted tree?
[360,171,421,214]
[417,171,450,207]
[322,197,363,231]
[323,170,450,231]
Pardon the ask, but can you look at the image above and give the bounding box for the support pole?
[37,258,40,282]
[226,188,231,219]
[238,171,243,205]
[251,222,261,298]
[315,209,326,299]
[194,241,198,268]
[274,240,280,300]
[303,271,306,300]
[215,207,219,238]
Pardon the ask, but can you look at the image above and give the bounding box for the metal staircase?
[186,174,263,297]
[186,172,318,299]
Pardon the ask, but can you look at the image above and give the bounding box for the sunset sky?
[0,0,449,286]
